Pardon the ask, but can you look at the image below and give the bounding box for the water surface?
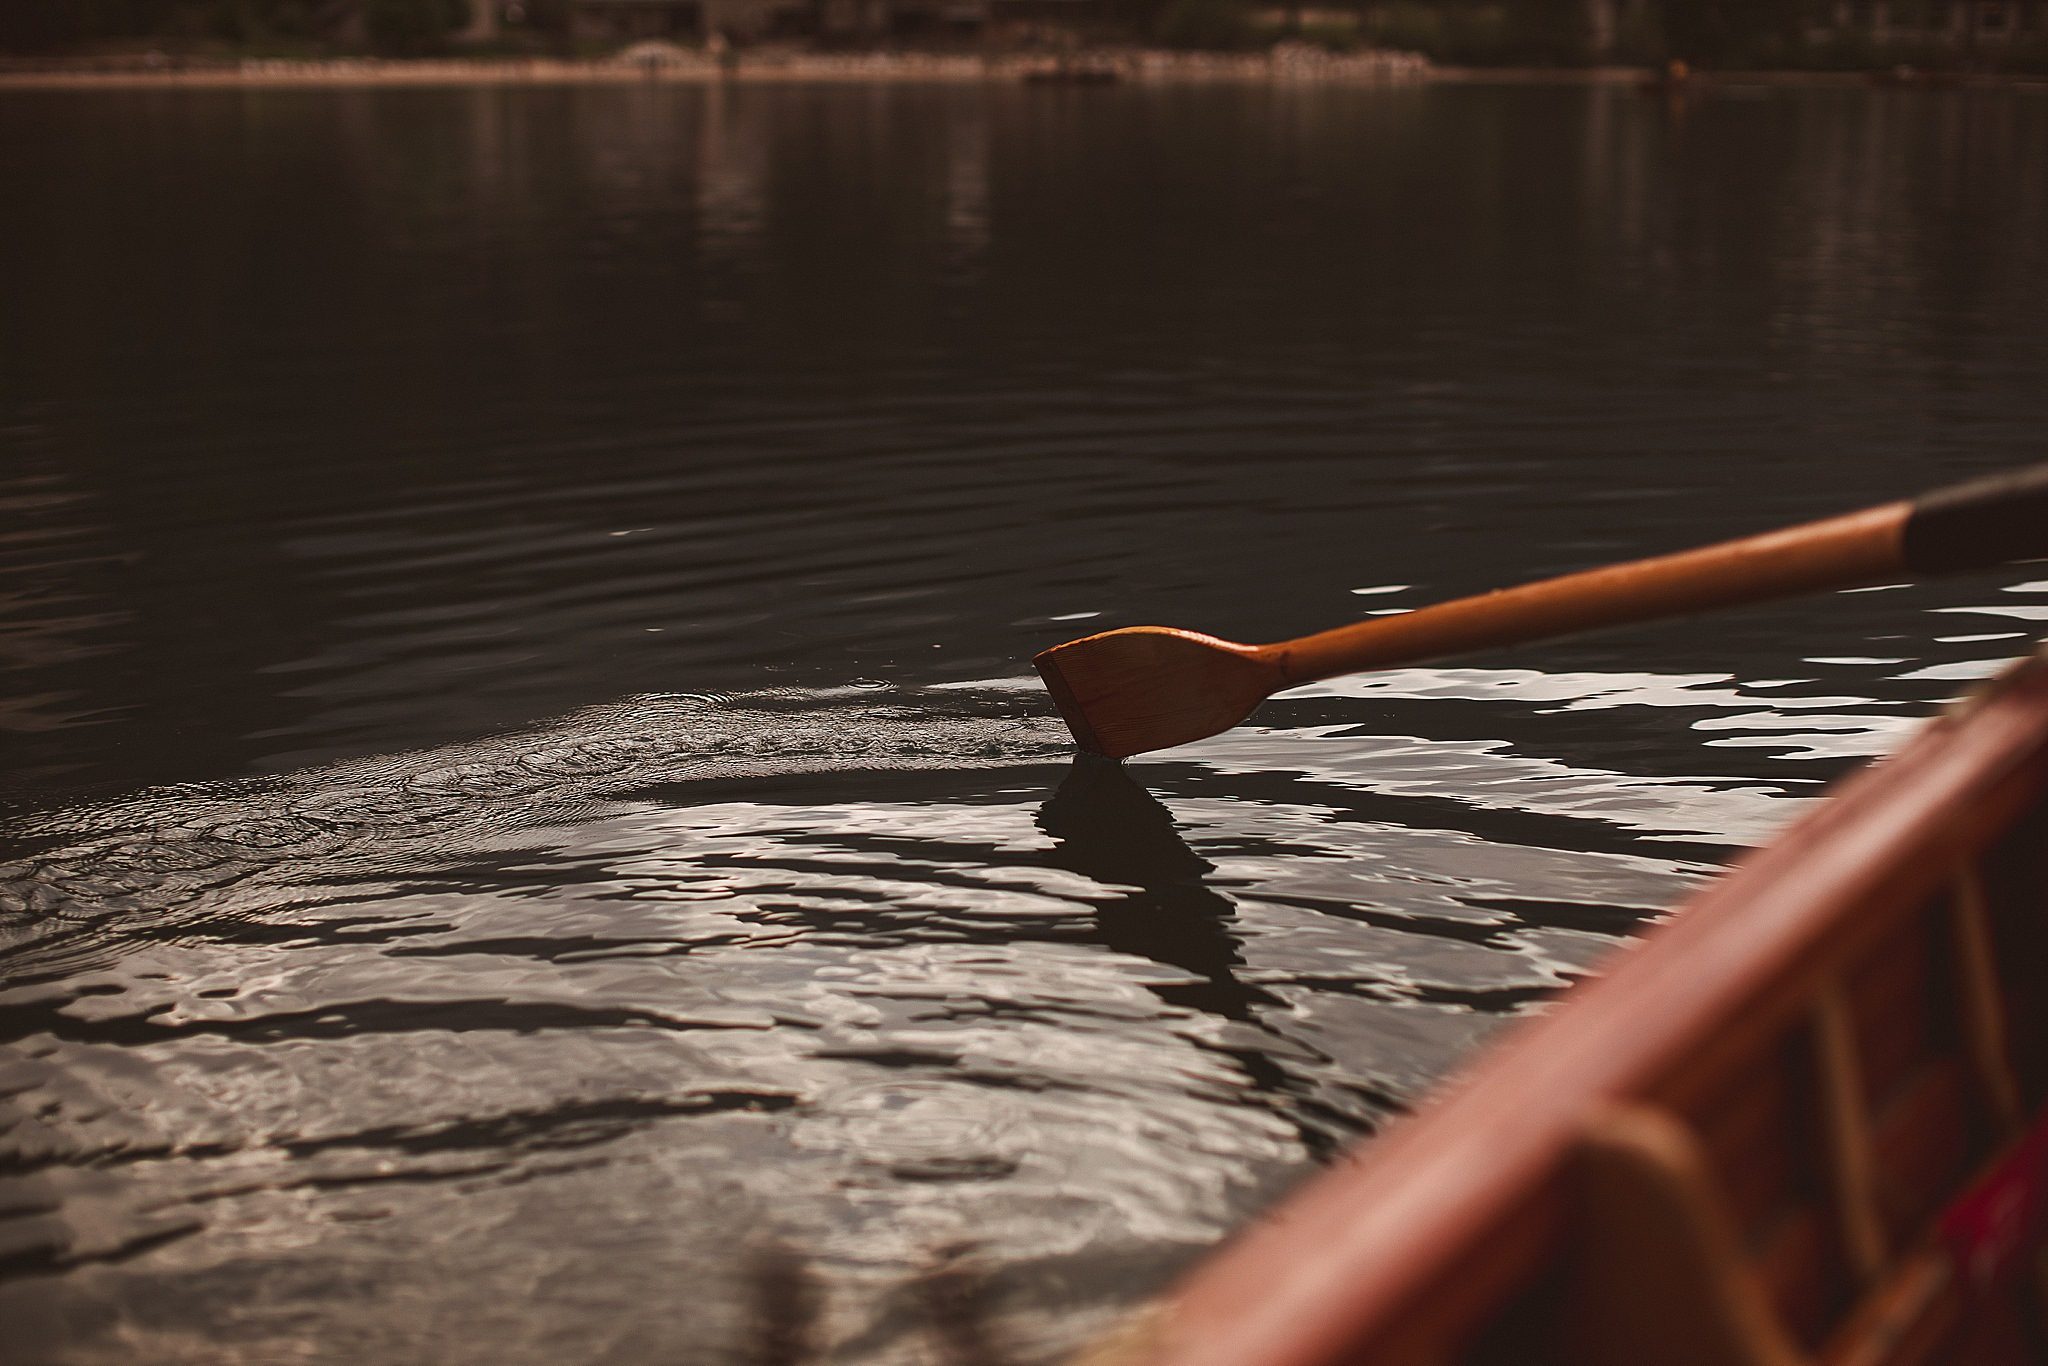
[2,80,2046,1363]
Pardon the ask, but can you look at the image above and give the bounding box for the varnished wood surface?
[1269,504,1907,687]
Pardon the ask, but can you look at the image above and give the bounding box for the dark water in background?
[1,80,2045,1362]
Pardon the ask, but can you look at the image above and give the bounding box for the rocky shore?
[6,45,2042,90]
[0,45,1433,87]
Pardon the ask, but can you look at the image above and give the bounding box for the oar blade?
[1033,627,1281,759]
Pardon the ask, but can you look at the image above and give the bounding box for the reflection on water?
[5,659,2036,1361]
[0,674,1758,1363]
[2,81,2046,1363]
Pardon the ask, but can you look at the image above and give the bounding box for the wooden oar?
[1034,463,2048,760]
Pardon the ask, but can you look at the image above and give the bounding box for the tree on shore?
[363,0,471,52]
[0,0,470,55]
[1154,0,1257,50]
[1658,0,1811,66]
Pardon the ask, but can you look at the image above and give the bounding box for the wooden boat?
[1081,648,2048,1366]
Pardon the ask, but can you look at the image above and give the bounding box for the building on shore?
[1576,0,2047,58]
[1490,0,2048,62]
[1802,0,2048,47]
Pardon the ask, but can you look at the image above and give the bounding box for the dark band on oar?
[1901,463,2048,575]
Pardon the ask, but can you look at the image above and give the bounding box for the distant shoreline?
[1,52,2044,91]
[0,50,1427,89]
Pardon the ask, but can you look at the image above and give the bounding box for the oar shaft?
[1264,503,1911,687]
[1264,462,2048,688]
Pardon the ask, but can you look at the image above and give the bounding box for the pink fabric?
[1939,1106,2048,1291]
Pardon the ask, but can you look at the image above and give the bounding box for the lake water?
[2,79,2045,1364]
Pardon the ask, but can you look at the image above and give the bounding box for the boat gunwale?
[1122,654,2048,1366]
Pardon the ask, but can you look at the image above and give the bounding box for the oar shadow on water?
[1036,758,1428,1158]
[1034,755,1279,1025]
